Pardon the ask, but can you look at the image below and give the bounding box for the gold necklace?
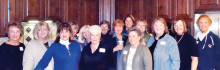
[175,34,184,43]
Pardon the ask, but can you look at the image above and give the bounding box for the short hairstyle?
[113,19,124,30]
[6,22,23,36]
[33,21,50,39]
[68,21,79,31]
[151,17,169,34]
[89,25,102,34]
[55,22,74,43]
[136,19,149,33]
[196,14,212,25]
[123,14,136,26]
[99,20,111,30]
[77,25,90,43]
[128,27,142,37]
[171,18,188,34]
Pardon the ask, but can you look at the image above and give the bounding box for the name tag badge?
[196,41,199,44]
[123,51,128,54]
[160,41,166,45]
[19,47,24,51]
[99,48,105,53]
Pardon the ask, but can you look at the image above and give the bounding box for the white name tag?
[19,47,24,51]
[123,51,128,54]
[99,48,105,53]
[160,41,166,45]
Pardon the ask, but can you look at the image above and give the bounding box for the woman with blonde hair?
[23,21,54,70]
[77,25,90,49]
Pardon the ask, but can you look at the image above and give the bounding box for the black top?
[172,33,198,70]
[0,42,25,70]
[44,42,49,49]
[79,42,112,70]
[100,30,112,44]
[149,33,166,55]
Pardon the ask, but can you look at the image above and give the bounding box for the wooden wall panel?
[67,0,81,24]
[23,0,45,21]
[99,0,115,25]
[115,0,130,20]
[153,0,172,21]
[45,0,64,22]
[131,0,144,20]
[173,0,194,19]
[83,0,99,26]
[196,0,220,11]
[0,0,5,36]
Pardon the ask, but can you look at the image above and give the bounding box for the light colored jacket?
[147,34,180,70]
[23,39,54,70]
[118,44,152,70]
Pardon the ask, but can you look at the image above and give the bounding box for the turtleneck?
[60,39,70,50]
[197,31,210,41]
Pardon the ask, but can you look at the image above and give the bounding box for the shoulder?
[163,34,176,42]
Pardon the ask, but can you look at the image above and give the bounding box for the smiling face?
[8,26,21,41]
[125,17,133,29]
[128,31,141,45]
[197,17,211,33]
[114,25,123,35]
[100,24,109,35]
[82,28,90,39]
[153,21,165,35]
[59,29,70,41]
[37,25,49,39]
[136,22,146,33]
[174,20,184,35]
[90,33,101,44]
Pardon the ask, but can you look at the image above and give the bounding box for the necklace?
[175,34,184,43]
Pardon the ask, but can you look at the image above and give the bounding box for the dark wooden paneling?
[153,0,172,21]
[196,0,220,11]
[115,0,130,20]
[0,0,5,36]
[23,0,45,21]
[67,0,81,25]
[131,0,144,20]
[45,0,64,22]
[99,0,115,25]
[83,0,99,26]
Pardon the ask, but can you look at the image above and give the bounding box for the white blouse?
[126,47,137,70]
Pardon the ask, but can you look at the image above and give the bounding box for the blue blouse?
[34,41,81,70]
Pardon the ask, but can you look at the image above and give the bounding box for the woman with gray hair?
[118,27,152,70]
[23,21,54,70]
[79,25,112,70]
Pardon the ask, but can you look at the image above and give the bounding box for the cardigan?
[34,40,81,70]
[118,44,152,70]
[23,39,54,70]
[147,34,180,70]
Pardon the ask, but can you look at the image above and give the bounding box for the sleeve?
[214,36,220,70]
[146,36,154,48]
[168,39,180,70]
[23,42,35,70]
[117,49,124,70]
[79,47,85,70]
[190,37,198,57]
[34,43,55,70]
[143,47,153,70]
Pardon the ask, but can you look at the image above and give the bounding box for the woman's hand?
[113,44,123,53]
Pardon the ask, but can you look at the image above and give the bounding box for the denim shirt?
[147,34,180,70]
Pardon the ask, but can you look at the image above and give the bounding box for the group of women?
[0,14,219,70]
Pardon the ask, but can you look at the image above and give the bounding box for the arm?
[191,56,198,70]
[34,44,55,70]
[169,41,180,70]
[23,42,35,70]
[143,47,153,70]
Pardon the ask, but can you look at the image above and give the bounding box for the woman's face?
[100,24,109,35]
[37,25,49,39]
[153,21,165,35]
[71,25,78,36]
[90,33,101,44]
[128,31,140,45]
[82,28,90,39]
[197,18,211,33]
[136,22,146,33]
[8,26,21,41]
[114,25,123,35]
[125,17,133,28]
[174,20,184,35]
[59,29,70,41]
